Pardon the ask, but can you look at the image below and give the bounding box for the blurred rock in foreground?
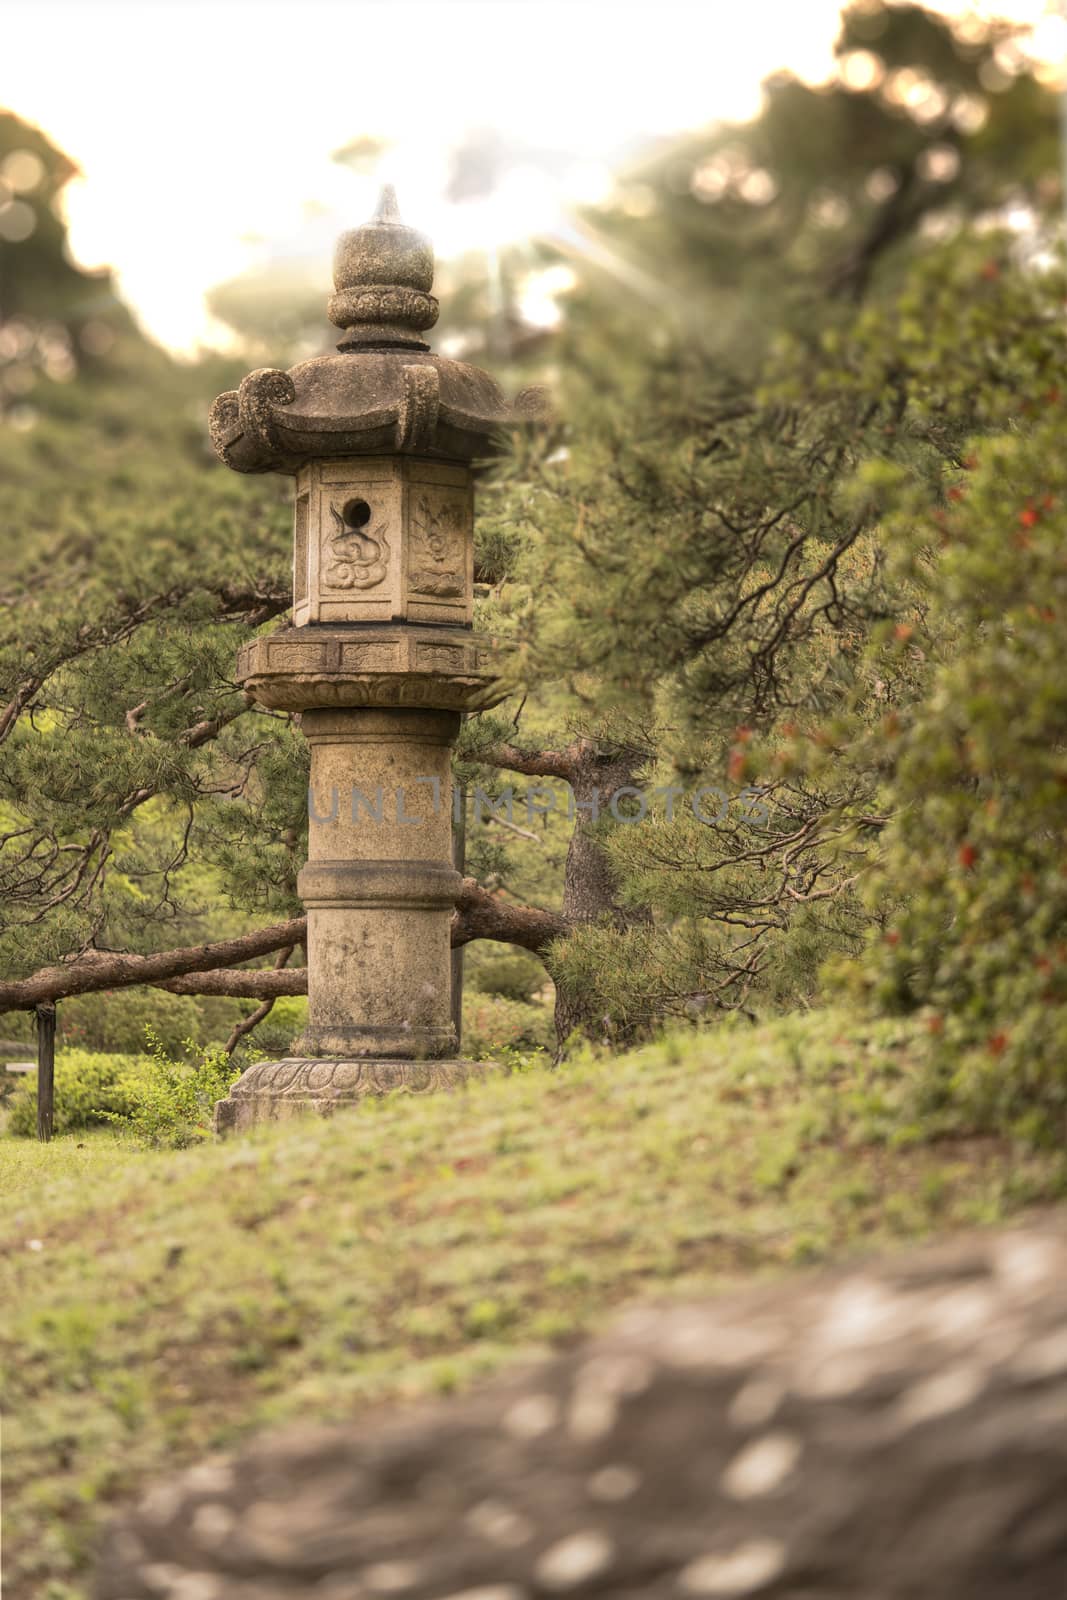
[96,1215,1067,1598]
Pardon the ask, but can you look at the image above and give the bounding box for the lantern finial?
[329,187,438,350]
[372,183,402,223]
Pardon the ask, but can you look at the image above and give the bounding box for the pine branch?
[478,740,588,782]
[451,876,567,954]
[0,592,182,745]
[156,968,307,998]
[212,581,291,628]
[0,917,307,1013]
[0,872,567,1010]
[0,580,289,750]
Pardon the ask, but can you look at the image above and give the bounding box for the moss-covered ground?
[2,1008,1064,1599]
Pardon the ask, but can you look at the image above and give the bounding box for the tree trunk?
[552,748,652,1052]
[477,737,654,1054]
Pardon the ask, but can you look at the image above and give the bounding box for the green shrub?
[463,994,555,1057]
[850,408,1067,1135]
[57,989,202,1056]
[104,1031,241,1148]
[6,1050,149,1137]
[469,951,547,1004]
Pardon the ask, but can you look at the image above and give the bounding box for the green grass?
[0,1126,137,1200]
[2,1007,1065,1600]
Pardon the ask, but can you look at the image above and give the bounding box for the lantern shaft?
[297,707,460,1061]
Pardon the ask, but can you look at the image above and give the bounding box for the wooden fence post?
[36,1003,56,1143]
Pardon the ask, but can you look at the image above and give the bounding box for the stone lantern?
[208,188,540,1131]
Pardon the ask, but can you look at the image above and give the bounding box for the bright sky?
[1,0,1059,353]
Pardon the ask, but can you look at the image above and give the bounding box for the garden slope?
[2,1008,1064,1599]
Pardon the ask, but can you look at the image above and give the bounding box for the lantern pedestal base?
[212,1055,495,1134]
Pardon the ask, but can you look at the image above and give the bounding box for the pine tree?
[462,1,1063,1038]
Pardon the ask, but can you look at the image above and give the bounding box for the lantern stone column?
[207,187,544,1131]
[296,705,461,1062]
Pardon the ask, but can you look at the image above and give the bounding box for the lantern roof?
[209,187,545,474]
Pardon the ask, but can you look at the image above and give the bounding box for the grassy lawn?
[2,1007,1064,1599]
[0,1125,138,1201]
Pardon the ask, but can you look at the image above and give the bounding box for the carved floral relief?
[408,493,465,598]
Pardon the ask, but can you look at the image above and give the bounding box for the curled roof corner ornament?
[207,390,240,466]
[395,365,440,452]
[209,186,552,475]
[238,369,297,451]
